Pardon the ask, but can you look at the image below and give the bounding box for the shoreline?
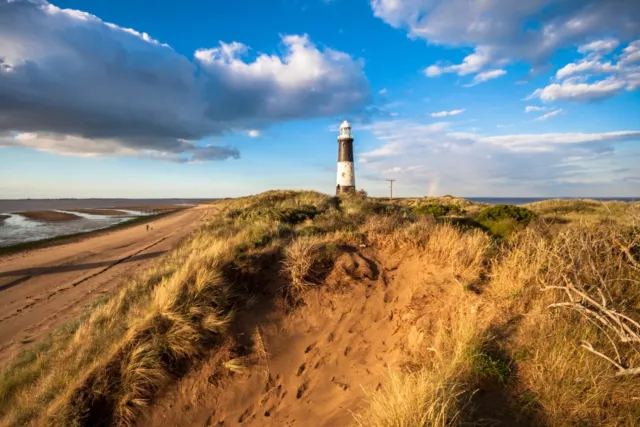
[0,208,186,257]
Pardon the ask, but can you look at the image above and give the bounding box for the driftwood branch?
[544,273,640,377]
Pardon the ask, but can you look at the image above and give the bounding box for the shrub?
[476,205,536,238]
[477,205,536,225]
[414,203,462,218]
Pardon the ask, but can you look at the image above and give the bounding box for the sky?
[0,0,639,198]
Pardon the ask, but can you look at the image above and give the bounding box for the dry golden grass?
[0,234,238,426]
[354,370,465,427]
[486,219,640,425]
[282,235,329,294]
[525,198,640,225]
[358,202,639,426]
[1,190,638,427]
[356,295,486,427]
[363,216,490,284]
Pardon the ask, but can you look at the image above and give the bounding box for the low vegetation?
[475,204,537,238]
[0,191,638,426]
[413,203,462,218]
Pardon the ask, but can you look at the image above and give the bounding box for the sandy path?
[0,206,211,368]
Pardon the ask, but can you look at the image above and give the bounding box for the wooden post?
[386,179,395,201]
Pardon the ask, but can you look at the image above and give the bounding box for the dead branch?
[580,341,625,371]
[544,273,640,377]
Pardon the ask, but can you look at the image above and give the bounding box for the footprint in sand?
[296,381,309,399]
[297,362,306,376]
[238,404,255,423]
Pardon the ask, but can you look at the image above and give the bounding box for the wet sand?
[114,205,188,212]
[0,205,214,368]
[16,211,81,222]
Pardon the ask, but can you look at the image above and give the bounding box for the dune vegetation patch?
[413,203,463,218]
[0,190,638,427]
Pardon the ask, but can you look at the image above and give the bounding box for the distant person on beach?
[146,224,149,231]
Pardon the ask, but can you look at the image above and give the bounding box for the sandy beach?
[0,205,213,368]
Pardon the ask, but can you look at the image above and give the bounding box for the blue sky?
[0,0,639,198]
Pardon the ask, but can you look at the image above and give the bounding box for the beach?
[0,205,213,368]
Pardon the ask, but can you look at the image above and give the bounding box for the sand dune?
[141,249,456,426]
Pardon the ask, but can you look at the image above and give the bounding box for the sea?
[0,199,214,248]
[0,197,637,248]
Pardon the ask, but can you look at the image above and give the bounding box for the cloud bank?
[528,39,640,102]
[0,0,370,162]
[359,119,640,196]
[372,0,640,88]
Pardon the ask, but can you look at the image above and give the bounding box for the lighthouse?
[336,120,356,194]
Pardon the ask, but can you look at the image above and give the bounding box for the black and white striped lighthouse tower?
[336,120,356,194]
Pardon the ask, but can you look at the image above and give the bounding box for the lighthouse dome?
[338,120,352,140]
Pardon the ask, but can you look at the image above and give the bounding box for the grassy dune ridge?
[0,191,638,426]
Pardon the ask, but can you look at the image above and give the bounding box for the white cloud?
[379,88,388,95]
[358,118,640,196]
[620,40,640,65]
[463,69,507,86]
[480,131,640,152]
[528,39,640,102]
[474,69,507,82]
[430,109,465,117]
[530,77,626,102]
[578,38,619,54]
[555,60,617,79]
[372,0,640,83]
[0,0,370,162]
[424,47,494,78]
[424,65,443,77]
[247,130,261,137]
[525,106,547,113]
[535,109,563,121]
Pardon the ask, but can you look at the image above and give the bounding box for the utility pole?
[386,179,395,201]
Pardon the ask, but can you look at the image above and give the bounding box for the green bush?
[475,204,537,238]
[413,203,462,218]
[476,204,536,225]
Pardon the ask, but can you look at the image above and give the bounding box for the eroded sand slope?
[142,249,457,427]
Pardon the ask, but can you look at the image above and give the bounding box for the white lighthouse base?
[337,161,355,194]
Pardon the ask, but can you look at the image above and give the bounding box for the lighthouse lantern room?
[336,120,356,194]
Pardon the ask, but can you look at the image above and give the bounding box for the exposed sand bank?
[16,211,82,222]
[113,205,187,212]
[66,208,128,216]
